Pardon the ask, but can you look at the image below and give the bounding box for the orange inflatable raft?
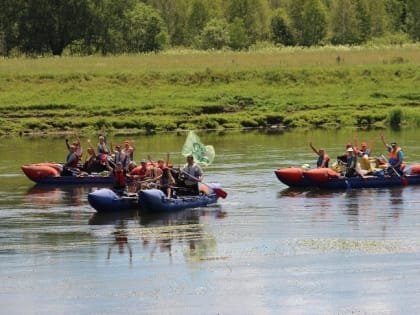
[21,163,61,181]
[305,168,340,184]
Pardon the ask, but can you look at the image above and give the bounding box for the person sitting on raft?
[381,134,404,175]
[337,143,352,164]
[340,146,370,178]
[178,155,203,196]
[157,167,176,199]
[62,144,80,176]
[309,142,330,168]
[356,142,371,157]
[97,135,109,156]
[339,147,357,177]
[355,142,373,173]
[65,136,83,160]
[105,160,128,194]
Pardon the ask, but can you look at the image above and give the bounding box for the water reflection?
[277,187,316,197]
[89,206,227,264]
[277,186,407,235]
[23,184,101,208]
[139,207,226,263]
[88,209,139,225]
[342,189,360,218]
[107,221,133,265]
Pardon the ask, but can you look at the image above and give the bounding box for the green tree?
[186,0,210,45]
[228,17,250,50]
[89,0,137,54]
[406,0,420,40]
[123,2,169,52]
[300,0,327,46]
[368,0,387,37]
[270,8,295,45]
[385,0,407,32]
[225,0,269,44]
[354,0,371,42]
[146,0,189,46]
[287,0,306,44]
[18,0,94,55]
[330,0,360,44]
[0,0,25,55]
[199,18,230,49]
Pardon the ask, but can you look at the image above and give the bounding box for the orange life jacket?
[389,147,401,160]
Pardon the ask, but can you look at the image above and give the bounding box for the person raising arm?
[309,142,330,168]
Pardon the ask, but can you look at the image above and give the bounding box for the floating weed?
[296,239,409,254]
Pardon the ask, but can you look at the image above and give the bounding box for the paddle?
[180,171,228,199]
[381,154,408,186]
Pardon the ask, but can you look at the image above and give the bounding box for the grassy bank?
[1,45,420,136]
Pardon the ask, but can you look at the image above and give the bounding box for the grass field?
[1,45,420,135]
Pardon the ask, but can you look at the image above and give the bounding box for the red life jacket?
[114,169,126,186]
[129,165,147,180]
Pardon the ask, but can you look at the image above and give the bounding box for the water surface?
[1,129,420,314]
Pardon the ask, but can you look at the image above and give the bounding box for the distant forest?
[1,0,419,56]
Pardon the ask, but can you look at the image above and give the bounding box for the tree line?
[0,0,419,56]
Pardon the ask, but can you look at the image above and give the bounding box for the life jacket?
[346,156,355,168]
[113,169,126,187]
[389,147,401,160]
[388,147,402,167]
[129,165,148,180]
[66,152,79,168]
[317,155,329,168]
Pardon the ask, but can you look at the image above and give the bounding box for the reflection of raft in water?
[21,163,114,185]
[24,184,93,208]
[275,165,420,189]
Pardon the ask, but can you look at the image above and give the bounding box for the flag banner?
[181,131,215,167]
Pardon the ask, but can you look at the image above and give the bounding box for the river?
[1,129,420,314]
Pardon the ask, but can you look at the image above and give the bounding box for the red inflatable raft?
[21,163,114,185]
[274,167,312,187]
[21,163,61,181]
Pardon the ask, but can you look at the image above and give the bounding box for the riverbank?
[1,46,420,136]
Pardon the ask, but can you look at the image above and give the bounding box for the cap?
[346,143,352,148]
[361,142,367,147]
[391,142,397,146]
[141,160,147,164]
[347,147,354,152]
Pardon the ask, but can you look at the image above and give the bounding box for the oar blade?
[213,188,227,199]
[401,176,409,186]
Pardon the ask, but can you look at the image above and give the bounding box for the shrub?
[388,107,403,127]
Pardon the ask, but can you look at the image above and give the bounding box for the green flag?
[181,131,215,167]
